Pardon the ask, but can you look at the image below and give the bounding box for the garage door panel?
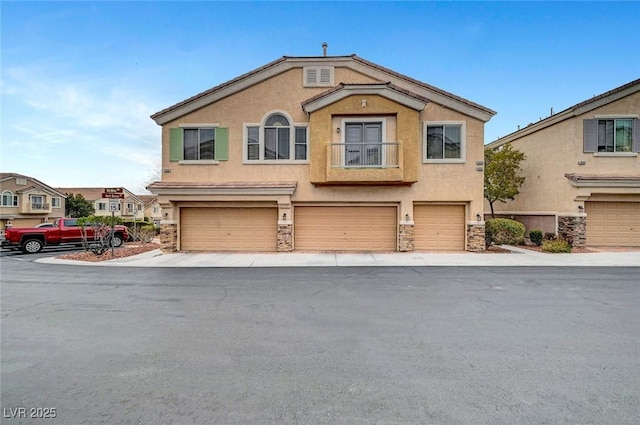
[414,205,465,251]
[586,201,640,247]
[181,207,277,251]
[295,206,397,251]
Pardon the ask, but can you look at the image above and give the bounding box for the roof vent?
[322,42,328,57]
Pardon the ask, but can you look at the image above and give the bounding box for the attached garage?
[414,204,466,251]
[586,201,640,246]
[180,207,278,251]
[294,206,397,251]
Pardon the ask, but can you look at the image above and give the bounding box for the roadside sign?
[102,192,125,199]
[109,200,119,212]
[104,187,123,194]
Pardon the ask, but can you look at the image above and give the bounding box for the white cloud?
[1,65,162,192]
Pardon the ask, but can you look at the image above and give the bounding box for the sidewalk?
[36,245,640,267]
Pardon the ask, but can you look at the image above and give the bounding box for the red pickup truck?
[2,218,129,253]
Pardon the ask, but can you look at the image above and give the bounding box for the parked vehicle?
[1,218,129,253]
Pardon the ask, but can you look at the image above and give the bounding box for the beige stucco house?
[138,195,162,225]
[0,173,67,230]
[148,54,495,253]
[56,187,144,220]
[486,78,640,247]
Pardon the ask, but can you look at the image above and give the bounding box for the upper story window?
[244,112,308,163]
[52,197,61,208]
[98,202,107,211]
[169,126,229,162]
[584,118,639,154]
[1,191,18,207]
[303,66,334,87]
[423,122,466,163]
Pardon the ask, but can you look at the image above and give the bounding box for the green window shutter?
[215,127,229,160]
[169,128,184,161]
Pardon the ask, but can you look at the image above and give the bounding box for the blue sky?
[2,1,639,193]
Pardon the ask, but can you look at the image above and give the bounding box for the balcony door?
[345,122,382,167]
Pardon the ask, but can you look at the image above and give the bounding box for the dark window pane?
[265,128,276,159]
[427,126,444,159]
[295,145,307,160]
[278,127,289,159]
[199,129,215,160]
[184,129,198,160]
[247,127,259,160]
[444,125,461,159]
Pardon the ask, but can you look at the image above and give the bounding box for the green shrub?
[529,229,543,246]
[485,218,526,246]
[541,237,572,253]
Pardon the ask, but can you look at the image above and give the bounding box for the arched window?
[1,191,16,207]
[264,114,291,159]
[245,111,308,162]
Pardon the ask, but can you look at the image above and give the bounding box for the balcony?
[324,142,406,184]
[330,142,399,168]
[20,203,51,214]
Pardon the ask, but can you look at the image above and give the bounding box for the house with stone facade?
[147,52,495,253]
[486,78,640,247]
[0,173,67,231]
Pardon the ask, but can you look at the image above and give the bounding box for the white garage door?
[180,207,277,251]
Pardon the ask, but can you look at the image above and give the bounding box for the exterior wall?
[490,92,640,215]
[155,63,489,252]
[0,177,66,230]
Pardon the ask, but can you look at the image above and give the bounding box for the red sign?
[104,187,123,194]
[102,193,125,199]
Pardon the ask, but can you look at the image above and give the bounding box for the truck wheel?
[109,234,124,248]
[22,239,43,253]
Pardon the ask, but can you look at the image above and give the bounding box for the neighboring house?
[148,53,495,253]
[0,173,67,230]
[138,194,162,225]
[56,187,145,219]
[486,78,640,247]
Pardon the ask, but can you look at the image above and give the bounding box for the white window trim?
[179,124,220,162]
[1,190,17,207]
[242,110,309,164]
[52,197,62,208]
[338,117,388,167]
[423,121,466,164]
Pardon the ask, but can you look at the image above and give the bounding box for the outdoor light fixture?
[477,214,482,221]
[282,213,287,220]
[405,213,410,221]
[578,205,584,212]
[336,127,340,133]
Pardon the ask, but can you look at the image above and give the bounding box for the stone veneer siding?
[466,223,486,252]
[160,223,178,253]
[398,224,414,252]
[557,215,586,248]
[277,223,293,252]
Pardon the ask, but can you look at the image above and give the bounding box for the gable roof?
[151,55,496,125]
[302,82,429,113]
[488,78,640,148]
[0,173,67,197]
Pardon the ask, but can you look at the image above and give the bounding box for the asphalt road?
[1,255,639,424]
